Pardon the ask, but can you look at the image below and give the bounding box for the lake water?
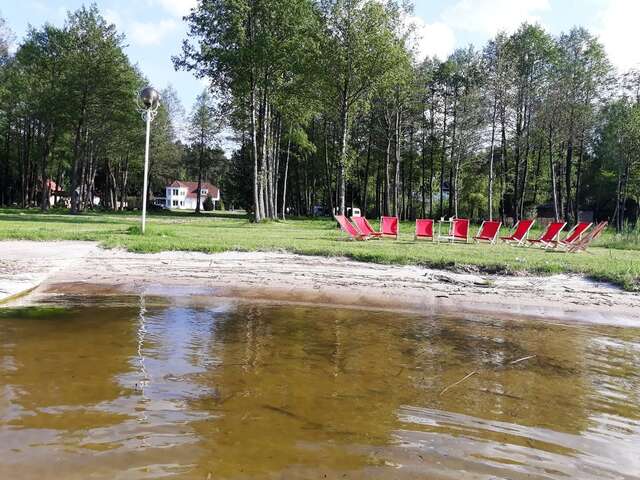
[1,294,639,479]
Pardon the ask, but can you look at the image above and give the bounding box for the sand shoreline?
[1,240,639,326]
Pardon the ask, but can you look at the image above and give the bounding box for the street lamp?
[137,87,160,234]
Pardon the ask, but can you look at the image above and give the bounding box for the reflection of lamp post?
[137,87,161,234]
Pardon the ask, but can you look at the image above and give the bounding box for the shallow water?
[1,294,639,479]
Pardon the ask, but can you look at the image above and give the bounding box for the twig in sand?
[439,371,478,396]
[509,355,536,365]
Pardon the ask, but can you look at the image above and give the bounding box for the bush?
[216,199,225,211]
[203,195,214,211]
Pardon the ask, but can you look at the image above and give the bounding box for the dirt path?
[2,240,639,325]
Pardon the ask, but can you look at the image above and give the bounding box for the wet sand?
[1,240,639,325]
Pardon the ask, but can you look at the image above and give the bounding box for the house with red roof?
[161,180,220,210]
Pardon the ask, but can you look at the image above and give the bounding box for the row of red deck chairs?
[334,215,608,253]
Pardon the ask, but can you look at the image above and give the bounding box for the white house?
[161,180,220,210]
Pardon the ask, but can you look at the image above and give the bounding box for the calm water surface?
[1,294,639,479]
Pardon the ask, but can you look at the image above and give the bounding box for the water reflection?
[0,296,639,479]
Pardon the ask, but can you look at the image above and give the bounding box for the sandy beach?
[1,240,639,325]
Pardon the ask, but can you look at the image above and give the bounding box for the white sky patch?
[156,0,197,18]
[408,16,456,61]
[441,0,550,35]
[129,19,177,47]
[597,0,640,71]
[103,9,122,29]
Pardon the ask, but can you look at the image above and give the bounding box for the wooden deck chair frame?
[567,221,608,253]
[414,219,435,242]
[473,220,502,245]
[380,216,399,240]
[334,215,368,241]
[525,221,567,248]
[500,219,535,246]
[548,221,592,250]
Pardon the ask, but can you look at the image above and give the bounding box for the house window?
[180,201,183,206]
[173,189,179,195]
[201,189,207,195]
[172,200,178,207]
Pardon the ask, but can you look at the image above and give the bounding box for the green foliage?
[203,195,214,211]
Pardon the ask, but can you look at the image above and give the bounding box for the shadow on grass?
[0,211,250,226]
[0,214,129,226]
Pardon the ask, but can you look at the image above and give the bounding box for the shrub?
[203,195,214,211]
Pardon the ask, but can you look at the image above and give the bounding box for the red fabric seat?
[500,219,535,246]
[381,216,399,239]
[415,219,434,240]
[473,220,502,244]
[548,221,591,249]
[450,218,469,242]
[526,221,566,247]
[352,217,382,238]
[567,221,608,253]
[334,215,367,241]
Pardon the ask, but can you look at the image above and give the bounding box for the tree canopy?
[1,2,639,230]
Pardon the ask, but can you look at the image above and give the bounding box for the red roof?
[169,180,219,200]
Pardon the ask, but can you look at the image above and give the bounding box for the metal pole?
[141,109,151,234]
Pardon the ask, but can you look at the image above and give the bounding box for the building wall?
[164,185,219,210]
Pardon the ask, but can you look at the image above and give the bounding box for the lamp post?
[137,87,160,234]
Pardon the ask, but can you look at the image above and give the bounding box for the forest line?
[1,1,639,231]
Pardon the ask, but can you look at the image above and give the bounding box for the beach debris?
[439,371,478,396]
[509,355,536,365]
[439,355,537,396]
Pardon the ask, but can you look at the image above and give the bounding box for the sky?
[2,0,640,113]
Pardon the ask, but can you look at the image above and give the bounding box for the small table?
[436,219,453,243]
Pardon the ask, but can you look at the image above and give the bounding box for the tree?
[188,89,221,213]
[175,0,321,222]
[316,0,408,214]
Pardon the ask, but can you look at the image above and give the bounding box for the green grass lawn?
[0,208,638,292]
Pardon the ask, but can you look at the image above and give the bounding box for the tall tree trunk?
[70,92,87,214]
[393,104,401,218]
[549,122,559,221]
[447,89,458,217]
[439,90,448,216]
[39,128,52,211]
[195,145,203,214]
[323,119,334,215]
[249,82,261,222]
[362,123,372,216]
[337,92,349,215]
[281,133,291,219]
[488,94,498,220]
[573,133,585,224]
[428,93,436,218]
[384,131,392,216]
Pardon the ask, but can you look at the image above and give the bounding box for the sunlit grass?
[0,208,638,291]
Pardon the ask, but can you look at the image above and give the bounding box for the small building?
[162,180,220,210]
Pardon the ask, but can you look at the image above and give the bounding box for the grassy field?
[0,208,639,292]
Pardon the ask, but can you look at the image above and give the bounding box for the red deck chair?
[567,221,608,253]
[440,218,469,243]
[500,219,535,246]
[334,215,368,241]
[473,220,502,244]
[526,221,566,248]
[352,216,382,238]
[415,219,434,241]
[549,221,592,249]
[381,216,399,239]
